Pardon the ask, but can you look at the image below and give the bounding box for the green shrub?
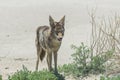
[90,49,114,73]
[27,71,58,80]
[72,43,114,74]
[59,43,91,77]
[59,43,114,78]
[71,42,91,75]
[8,65,30,80]
[8,66,58,80]
[58,63,81,77]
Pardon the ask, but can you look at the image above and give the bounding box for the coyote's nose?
[58,38,62,41]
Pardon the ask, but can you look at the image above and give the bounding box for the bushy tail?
[40,49,46,61]
[36,27,40,46]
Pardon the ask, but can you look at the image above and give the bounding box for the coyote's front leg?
[47,50,53,72]
[54,51,58,73]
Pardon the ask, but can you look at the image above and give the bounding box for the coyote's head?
[49,16,65,41]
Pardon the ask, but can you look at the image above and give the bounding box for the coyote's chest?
[50,39,61,52]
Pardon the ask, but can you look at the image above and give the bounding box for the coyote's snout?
[35,16,65,73]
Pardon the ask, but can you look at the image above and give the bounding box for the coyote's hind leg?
[36,46,42,71]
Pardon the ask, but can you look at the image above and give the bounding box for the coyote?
[35,16,65,73]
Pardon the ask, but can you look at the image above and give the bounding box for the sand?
[0,0,120,79]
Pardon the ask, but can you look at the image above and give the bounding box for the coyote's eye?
[56,31,59,35]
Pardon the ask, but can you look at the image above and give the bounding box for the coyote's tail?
[36,27,40,46]
[40,49,46,61]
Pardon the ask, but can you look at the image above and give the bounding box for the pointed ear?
[49,15,54,27]
[59,15,65,26]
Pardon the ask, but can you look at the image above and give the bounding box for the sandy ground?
[0,0,120,80]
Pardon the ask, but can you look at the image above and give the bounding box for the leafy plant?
[71,42,91,76]
[8,65,59,80]
[58,63,80,77]
[27,71,58,80]
[8,65,30,80]
[71,43,90,70]
[90,49,114,73]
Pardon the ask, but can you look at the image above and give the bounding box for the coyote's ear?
[49,15,54,27]
[59,15,65,26]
